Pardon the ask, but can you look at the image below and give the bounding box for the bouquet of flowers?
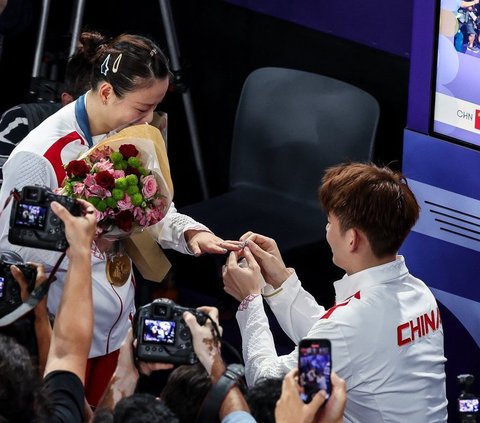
[56,125,173,238]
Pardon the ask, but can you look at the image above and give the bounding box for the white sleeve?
[263,271,326,343]
[235,295,298,387]
[0,151,63,270]
[146,201,211,255]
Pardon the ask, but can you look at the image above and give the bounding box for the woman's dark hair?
[78,31,170,98]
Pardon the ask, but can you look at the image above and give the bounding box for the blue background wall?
[224,0,413,58]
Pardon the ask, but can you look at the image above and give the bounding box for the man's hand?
[240,232,291,289]
[183,306,222,375]
[50,199,97,259]
[222,247,263,302]
[185,229,244,256]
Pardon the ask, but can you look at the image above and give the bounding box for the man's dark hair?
[246,377,283,423]
[319,162,420,258]
[0,334,41,423]
[161,363,212,423]
[112,393,179,423]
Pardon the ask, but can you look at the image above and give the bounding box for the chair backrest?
[229,67,380,209]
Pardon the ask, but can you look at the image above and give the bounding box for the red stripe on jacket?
[44,132,85,186]
[321,291,361,320]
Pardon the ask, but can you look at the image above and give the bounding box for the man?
[223,162,448,422]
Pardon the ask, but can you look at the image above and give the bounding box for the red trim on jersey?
[43,132,85,186]
[321,291,361,320]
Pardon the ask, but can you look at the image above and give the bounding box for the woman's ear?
[98,82,113,105]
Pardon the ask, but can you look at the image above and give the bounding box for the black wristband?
[195,363,245,423]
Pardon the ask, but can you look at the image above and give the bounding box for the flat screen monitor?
[432,0,480,148]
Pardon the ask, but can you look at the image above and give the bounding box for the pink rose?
[117,195,132,211]
[113,170,125,179]
[141,175,158,199]
[94,159,114,172]
[88,184,110,199]
[84,174,97,187]
[73,182,85,195]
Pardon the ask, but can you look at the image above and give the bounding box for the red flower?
[125,166,140,177]
[119,144,139,159]
[115,210,134,232]
[65,160,90,177]
[94,170,115,189]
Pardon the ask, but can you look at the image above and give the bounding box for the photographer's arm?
[183,308,252,422]
[95,328,173,411]
[43,200,96,381]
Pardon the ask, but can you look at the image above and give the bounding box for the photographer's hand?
[50,199,97,260]
[183,306,222,375]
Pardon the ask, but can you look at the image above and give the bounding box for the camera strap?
[0,251,66,327]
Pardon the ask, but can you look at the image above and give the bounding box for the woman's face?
[106,77,170,131]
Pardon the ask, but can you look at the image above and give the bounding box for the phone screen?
[298,338,332,403]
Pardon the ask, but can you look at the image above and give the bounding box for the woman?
[0,31,239,406]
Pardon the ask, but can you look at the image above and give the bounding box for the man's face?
[325,213,349,270]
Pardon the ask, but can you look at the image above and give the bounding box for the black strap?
[195,363,245,423]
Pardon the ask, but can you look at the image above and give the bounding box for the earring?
[103,99,108,105]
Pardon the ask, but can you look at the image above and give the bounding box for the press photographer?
[95,303,252,423]
[0,198,97,422]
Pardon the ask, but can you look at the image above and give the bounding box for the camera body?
[134,298,207,364]
[458,374,479,423]
[0,257,37,318]
[9,185,82,252]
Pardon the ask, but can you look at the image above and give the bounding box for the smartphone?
[298,338,332,403]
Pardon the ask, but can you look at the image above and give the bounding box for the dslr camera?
[458,374,479,422]
[134,298,207,364]
[9,185,82,252]
[0,252,37,318]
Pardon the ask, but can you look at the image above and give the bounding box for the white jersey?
[0,96,209,357]
[236,256,448,422]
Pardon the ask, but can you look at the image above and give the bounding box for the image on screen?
[433,0,480,147]
[459,398,480,412]
[14,203,48,230]
[299,344,331,403]
[142,319,176,344]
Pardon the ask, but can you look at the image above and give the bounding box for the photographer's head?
[247,377,283,423]
[0,334,42,423]
[161,363,212,423]
[93,394,179,423]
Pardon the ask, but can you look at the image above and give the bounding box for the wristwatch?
[195,363,245,423]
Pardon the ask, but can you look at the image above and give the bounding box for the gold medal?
[106,253,132,287]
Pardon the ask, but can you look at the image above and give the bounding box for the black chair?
[179,67,380,254]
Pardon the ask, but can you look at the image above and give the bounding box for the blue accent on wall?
[224,0,413,58]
